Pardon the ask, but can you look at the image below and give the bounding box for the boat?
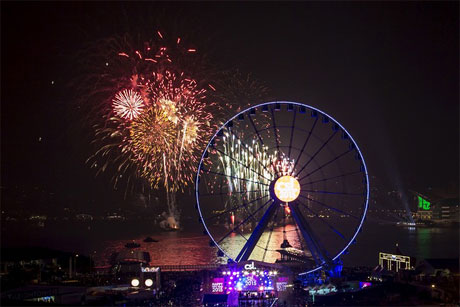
[125,242,141,248]
[143,237,158,243]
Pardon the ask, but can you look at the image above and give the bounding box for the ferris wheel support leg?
[289,202,328,267]
[235,200,278,262]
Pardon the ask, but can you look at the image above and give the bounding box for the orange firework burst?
[129,70,214,193]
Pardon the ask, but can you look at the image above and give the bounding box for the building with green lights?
[411,193,459,224]
[413,195,433,221]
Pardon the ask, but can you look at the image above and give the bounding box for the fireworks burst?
[84,31,217,228]
[273,156,296,177]
[216,134,296,200]
[207,128,276,228]
[211,70,272,116]
[82,30,271,229]
[126,73,214,195]
[112,89,145,120]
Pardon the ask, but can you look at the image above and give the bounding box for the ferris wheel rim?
[195,101,370,273]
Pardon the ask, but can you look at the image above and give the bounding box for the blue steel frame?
[235,200,278,262]
[195,101,370,275]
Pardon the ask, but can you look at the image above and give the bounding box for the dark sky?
[1,2,458,212]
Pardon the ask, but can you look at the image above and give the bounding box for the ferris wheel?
[195,101,369,274]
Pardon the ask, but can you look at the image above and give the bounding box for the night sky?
[2,2,458,213]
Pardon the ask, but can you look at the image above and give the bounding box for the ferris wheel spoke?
[217,199,273,245]
[270,108,282,161]
[235,200,278,262]
[295,200,347,241]
[298,194,359,219]
[300,189,364,197]
[213,146,273,182]
[301,171,362,186]
[292,117,318,173]
[288,202,329,266]
[248,111,265,146]
[288,108,297,157]
[240,125,308,143]
[249,143,329,182]
[200,189,268,198]
[201,168,270,187]
[204,194,270,221]
[298,149,352,181]
[295,130,338,179]
[226,130,275,178]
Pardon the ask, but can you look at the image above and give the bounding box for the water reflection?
[95,231,223,267]
[4,219,458,269]
[79,223,460,268]
[219,224,304,263]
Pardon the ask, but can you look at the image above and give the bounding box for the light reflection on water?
[3,220,457,267]
[93,223,459,267]
[96,231,221,267]
[219,224,304,263]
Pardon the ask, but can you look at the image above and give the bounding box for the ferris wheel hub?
[273,175,300,203]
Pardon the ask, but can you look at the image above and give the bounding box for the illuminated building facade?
[414,195,432,220]
[432,198,459,223]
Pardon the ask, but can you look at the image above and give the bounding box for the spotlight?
[131,278,140,287]
[145,279,153,287]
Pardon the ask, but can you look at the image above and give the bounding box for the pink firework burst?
[112,89,145,120]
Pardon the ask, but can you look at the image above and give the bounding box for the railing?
[157,264,223,272]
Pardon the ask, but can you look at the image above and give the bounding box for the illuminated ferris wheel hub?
[272,175,301,203]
